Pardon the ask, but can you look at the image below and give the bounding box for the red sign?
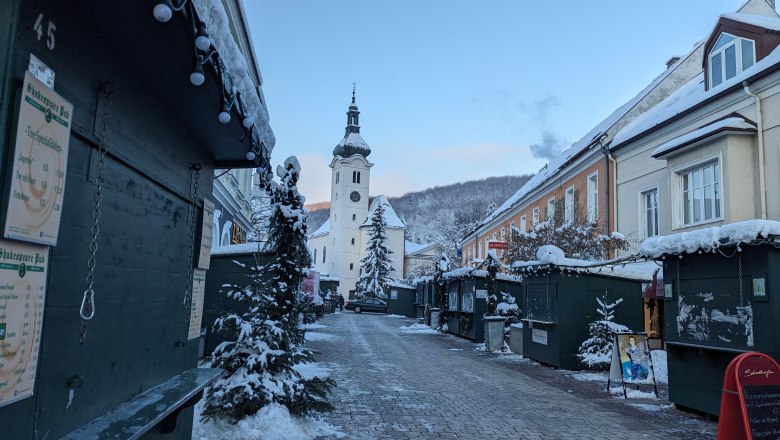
[718,352,780,440]
[488,241,508,250]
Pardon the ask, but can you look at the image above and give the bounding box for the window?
[641,188,659,238]
[708,33,755,88]
[680,161,721,226]
[520,215,526,232]
[350,263,354,270]
[351,237,355,245]
[532,207,540,226]
[587,172,598,222]
[313,248,317,263]
[510,222,515,233]
[547,197,555,220]
[352,171,356,183]
[335,193,338,201]
[477,241,482,258]
[336,172,339,184]
[565,187,575,223]
[322,247,326,263]
[485,238,490,256]
[352,213,356,221]
[357,172,361,184]
[472,245,476,259]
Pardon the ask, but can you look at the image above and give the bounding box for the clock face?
[350,191,361,202]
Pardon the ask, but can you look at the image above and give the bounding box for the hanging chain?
[675,258,681,303]
[738,254,744,307]
[183,164,201,314]
[80,84,112,344]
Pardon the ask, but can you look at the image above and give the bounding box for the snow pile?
[411,275,433,286]
[387,280,413,289]
[304,332,334,342]
[567,371,608,382]
[651,350,668,384]
[610,387,659,400]
[192,401,343,440]
[441,267,521,282]
[399,323,440,334]
[628,403,673,412]
[191,0,274,152]
[513,247,656,282]
[385,314,406,318]
[639,219,780,258]
[211,242,271,255]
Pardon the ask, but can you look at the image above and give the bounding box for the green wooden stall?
[413,276,434,322]
[638,221,780,416]
[0,1,275,438]
[513,254,651,370]
[387,281,417,318]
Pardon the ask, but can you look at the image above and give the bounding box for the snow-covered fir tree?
[202,157,334,423]
[355,201,395,298]
[247,189,273,243]
[495,291,521,326]
[484,254,501,316]
[506,205,628,263]
[577,294,629,370]
[433,253,450,328]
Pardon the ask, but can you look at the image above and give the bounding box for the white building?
[309,92,406,297]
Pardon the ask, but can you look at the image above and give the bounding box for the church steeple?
[333,84,371,158]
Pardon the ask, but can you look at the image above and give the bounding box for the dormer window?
[708,33,755,88]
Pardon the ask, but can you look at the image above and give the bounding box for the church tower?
[329,87,373,296]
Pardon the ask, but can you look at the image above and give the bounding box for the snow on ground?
[651,350,668,384]
[293,362,334,381]
[192,400,344,440]
[385,314,406,318]
[300,323,327,330]
[628,403,673,412]
[610,387,659,399]
[566,371,609,382]
[305,332,334,342]
[399,323,440,334]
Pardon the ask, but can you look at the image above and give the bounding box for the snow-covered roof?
[405,241,437,256]
[474,44,696,233]
[333,132,371,158]
[320,275,340,282]
[651,115,756,158]
[412,275,434,286]
[362,195,406,229]
[721,12,780,31]
[638,219,780,259]
[192,0,275,153]
[310,219,330,238]
[211,241,271,255]
[613,23,780,149]
[442,267,521,282]
[511,245,656,281]
[388,280,414,289]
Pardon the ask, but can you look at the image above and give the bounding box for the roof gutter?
[742,81,767,220]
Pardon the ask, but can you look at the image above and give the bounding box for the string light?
[195,21,210,51]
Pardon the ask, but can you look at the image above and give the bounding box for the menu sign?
[743,385,780,438]
[188,269,206,340]
[197,199,214,270]
[718,352,780,440]
[4,72,73,246]
[0,239,48,408]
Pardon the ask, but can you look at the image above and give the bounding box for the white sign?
[390,290,398,300]
[0,239,48,408]
[188,269,207,340]
[197,199,214,269]
[4,72,73,246]
[475,289,487,299]
[531,328,548,345]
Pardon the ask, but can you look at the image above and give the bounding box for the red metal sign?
[718,352,780,439]
[488,241,508,250]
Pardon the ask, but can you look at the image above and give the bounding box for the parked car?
[344,297,388,314]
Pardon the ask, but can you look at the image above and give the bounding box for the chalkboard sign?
[743,385,780,438]
[526,283,552,323]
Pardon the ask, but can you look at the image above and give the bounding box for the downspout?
[742,81,767,220]
[608,152,618,236]
[600,138,610,236]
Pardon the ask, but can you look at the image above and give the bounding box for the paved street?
[307,312,717,440]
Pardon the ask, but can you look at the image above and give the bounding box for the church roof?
[362,195,406,229]
[310,219,330,237]
[333,88,371,158]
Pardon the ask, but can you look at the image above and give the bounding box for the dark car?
[344,297,388,314]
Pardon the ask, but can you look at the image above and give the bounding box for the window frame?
[532,207,540,226]
[708,32,755,88]
[639,186,659,239]
[587,171,598,223]
[564,186,575,223]
[520,215,526,232]
[672,153,723,229]
[546,197,556,220]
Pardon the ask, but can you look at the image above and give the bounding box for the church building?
[308,91,406,297]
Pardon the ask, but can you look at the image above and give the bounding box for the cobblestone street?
[308,312,717,440]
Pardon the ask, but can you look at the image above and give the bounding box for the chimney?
[666,56,681,69]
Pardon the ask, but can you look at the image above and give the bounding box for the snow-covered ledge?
[638,219,780,259]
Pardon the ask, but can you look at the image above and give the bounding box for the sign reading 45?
[33,13,56,51]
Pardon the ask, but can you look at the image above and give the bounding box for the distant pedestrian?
[337,295,345,311]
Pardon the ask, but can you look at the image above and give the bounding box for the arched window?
[313,248,317,262]
[351,238,355,245]
[350,263,354,270]
[336,172,339,184]
[322,247,326,263]
[357,172,361,184]
[352,213,356,221]
[352,171,357,183]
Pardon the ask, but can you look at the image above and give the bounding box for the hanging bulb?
[195,22,210,51]
[218,107,231,124]
[242,116,254,128]
[153,2,173,22]
[190,58,205,86]
[245,150,256,161]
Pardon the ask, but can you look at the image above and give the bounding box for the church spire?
[346,82,360,135]
[333,84,371,158]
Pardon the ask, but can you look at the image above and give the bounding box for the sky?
[243,0,745,204]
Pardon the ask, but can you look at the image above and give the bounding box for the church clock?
[350,191,361,202]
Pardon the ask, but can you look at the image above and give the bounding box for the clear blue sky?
[244,0,743,204]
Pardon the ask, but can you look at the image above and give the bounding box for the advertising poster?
[0,239,48,408]
[188,269,207,340]
[615,333,655,383]
[4,72,73,246]
[197,199,214,270]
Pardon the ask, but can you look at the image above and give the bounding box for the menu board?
[197,199,214,269]
[4,72,73,246]
[188,269,206,340]
[743,385,780,438]
[0,239,48,408]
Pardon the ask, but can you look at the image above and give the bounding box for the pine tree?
[484,254,500,316]
[202,157,334,423]
[433,253,450,329]
[355,201,395,298]
[577,294,629,370]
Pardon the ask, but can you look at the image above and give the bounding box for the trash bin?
[510,323,524,354]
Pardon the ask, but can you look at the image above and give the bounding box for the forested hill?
[306,175,533,243]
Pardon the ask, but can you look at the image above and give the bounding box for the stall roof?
[639,219,780,259]
[211,242,271,255]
